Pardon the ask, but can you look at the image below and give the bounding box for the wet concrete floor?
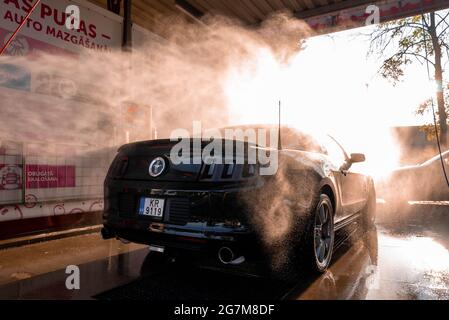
[0,210,448,300]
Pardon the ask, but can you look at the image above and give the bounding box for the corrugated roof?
[88,0,377,35]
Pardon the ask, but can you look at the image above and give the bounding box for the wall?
[0,0,157,230]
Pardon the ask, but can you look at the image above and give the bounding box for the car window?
[319,135,347,166]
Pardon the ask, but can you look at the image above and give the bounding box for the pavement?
[0,206,448,300]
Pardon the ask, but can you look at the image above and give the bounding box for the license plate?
[139,197,165,218]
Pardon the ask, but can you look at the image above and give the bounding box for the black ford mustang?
[102,125,376,276]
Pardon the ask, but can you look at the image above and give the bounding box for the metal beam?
[122,0,132,50]
[175,0,204,20]
[107,0,121,15]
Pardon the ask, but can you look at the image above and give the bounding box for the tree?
[368,11,449,146]
[415,83,449,141]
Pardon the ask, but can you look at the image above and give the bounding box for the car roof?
[209,124,326,154]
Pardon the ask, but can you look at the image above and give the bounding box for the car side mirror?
[339,153,365,174]
[350,153,365,163]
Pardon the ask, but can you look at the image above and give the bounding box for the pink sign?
[0,0,122,54]
[0,164,22,190]
[26,165,75,189]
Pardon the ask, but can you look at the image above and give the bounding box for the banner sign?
[0,0,124,100]
[26,164,75,189]
[304,0,449,34]
[0,62,30,91]
[0,0,123,53]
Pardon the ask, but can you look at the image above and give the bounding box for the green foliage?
[415,84,449,140]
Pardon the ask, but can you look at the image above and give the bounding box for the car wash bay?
[0,206,449,299]
[1,0,449,300]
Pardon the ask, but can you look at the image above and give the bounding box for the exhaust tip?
[218,246,235,264]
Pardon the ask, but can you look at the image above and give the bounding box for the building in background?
[0,0,155,238]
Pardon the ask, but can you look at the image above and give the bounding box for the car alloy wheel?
[313,195,335,271]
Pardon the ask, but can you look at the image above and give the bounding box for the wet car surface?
[0,204,448,300]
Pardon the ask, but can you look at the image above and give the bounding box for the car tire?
[362,182,376,230]
[302,194,335,273]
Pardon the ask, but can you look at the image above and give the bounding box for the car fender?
[318,176,341,217]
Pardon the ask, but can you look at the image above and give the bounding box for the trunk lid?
[109,138,261,182]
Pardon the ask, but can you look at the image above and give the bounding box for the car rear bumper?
[102,220,262,258]
[102,178,268,263]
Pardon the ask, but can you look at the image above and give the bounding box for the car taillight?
[201,163,215,179]
[221,163,235,178]
[200,162,257,181]
[113,157,128,178]
[249,164,256,175]
[242,163,256,177]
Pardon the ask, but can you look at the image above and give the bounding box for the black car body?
[102,125,376,274]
